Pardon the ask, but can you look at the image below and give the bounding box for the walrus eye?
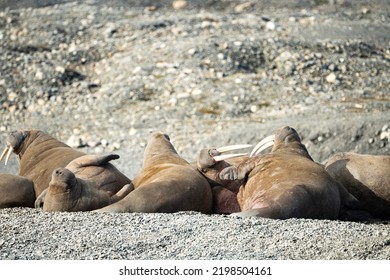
[163,134,170,141]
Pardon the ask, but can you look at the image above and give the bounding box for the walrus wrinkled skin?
[0,174,35,208]
[96,132,213,213]
[219,126,343,220]
[1,130,86,197]
[43,168,133,212]
[34,153,133,208]
[325,152,390,220]
[196,147,250,214]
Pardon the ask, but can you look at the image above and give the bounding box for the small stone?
[172,0,187,10]
[265,21,275,30]
[326,73,337,83]
[250,105,258,113]
[35,71,44,80]
[380,131,390,141]
[188,48,196,55]
[67,135,82,148]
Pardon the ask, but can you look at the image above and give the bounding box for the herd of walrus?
[0,126,389,221]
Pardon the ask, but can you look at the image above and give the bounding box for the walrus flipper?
[110,183,134,203]
[219,158,258,180]
[35,189,48,208]
[69,154,120,168]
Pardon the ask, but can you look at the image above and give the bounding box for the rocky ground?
[0,0,389,260]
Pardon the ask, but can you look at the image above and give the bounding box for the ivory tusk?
[4,146,13,165]
[216,144,252,154]
[213,153,248,162]
[252,141,274,156]
[249,134,275,157]
[0,146,9,162]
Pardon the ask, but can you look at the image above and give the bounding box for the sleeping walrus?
[34,153,133,208]
[43,168,133,212]
[96,132,213,213]
[218,126,344,220]
[325,152,390,220]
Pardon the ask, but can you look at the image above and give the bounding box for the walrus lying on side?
[0,130,132,208]
[325,152,390,220]
[0,174,35,208]
[195,144,251,214]
[96,132,213,213]
[43,168,133,212]
[34,153,133,208]
[218,126,344,220]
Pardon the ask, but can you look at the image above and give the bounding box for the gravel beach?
[0,0,389,260]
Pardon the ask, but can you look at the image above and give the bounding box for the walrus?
[325,152,390,220]
[0,174,35,208]
[195,144,251,214]
[34,153,133,208]
[0,130,86,197]
[218,126,343,220]
[0,130,132,208]
[43,168,134,212]
[95,132,212,213]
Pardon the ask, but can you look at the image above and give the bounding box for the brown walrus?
[0,130,86,197]
[218,126,343,220]
[325,152,390,220]
[0,174,35,208]
[95,132,212,213]
[34,153,133,208]
[195,145,251,214]
[0,130,132,208]
[43,168,133,212]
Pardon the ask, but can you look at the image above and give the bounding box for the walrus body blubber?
[96,132,212,213]
[0,174,35,208]
[43,168,133,212]
[219,126,342,220]
[325,152,390,220]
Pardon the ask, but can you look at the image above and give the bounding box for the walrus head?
[0,130,29,165]
[197,144,252,172]
[49,168,78,193]
[43,168,81,211]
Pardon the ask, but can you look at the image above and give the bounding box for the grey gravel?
[0,0,390,260]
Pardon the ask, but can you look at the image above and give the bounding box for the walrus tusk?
[213,153,248,162]
[249,134,275,157]
[0,146,10,163]
[216,144,252,154]
[4,146,13,165]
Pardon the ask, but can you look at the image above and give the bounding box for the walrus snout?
[51,168,76,190]
[0,130,29,165]
[198,144,251,170]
